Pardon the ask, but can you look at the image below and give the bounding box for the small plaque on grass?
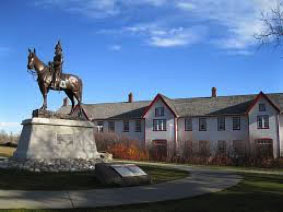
[110,164,147,177]
[95,163,151,187]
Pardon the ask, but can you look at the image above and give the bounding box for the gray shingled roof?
[58,101,150,120]
[57,93,283,120]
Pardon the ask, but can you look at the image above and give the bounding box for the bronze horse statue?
[27,49,83,114]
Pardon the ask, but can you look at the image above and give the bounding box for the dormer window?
[259,103,266,112]
[155,107,164,117]
[257,115,269,129]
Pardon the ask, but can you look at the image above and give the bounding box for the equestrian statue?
[27,41,83,114]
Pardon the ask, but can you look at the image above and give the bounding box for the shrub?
[94,133,149,161]
[94,133,283,168]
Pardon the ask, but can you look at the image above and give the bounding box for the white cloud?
[34,0,281,52]
[35,0,119,18]
[176,2,196,11]
[148,28,201,47]
[0,121,21,134]
[149,36,189,47]
[0,122,21,133]
[176,0,278,50]
[129,0,168,6]
[34,0,169,18]
[0,122,20,128]
[109,44,122,51]
[123,25,206,47]
[227,49,253,56]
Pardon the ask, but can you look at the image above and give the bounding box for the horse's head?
[27,48,36,70]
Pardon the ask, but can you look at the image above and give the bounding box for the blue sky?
[0,0,283,133]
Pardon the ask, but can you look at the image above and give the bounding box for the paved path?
[0,163,242,209]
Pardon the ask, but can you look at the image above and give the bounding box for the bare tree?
[255,0,283,48]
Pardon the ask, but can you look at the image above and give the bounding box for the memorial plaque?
[95,163,151,186]
[111,164,147,177]
[57,134,73,145]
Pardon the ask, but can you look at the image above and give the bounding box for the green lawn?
[0,165,188,190]
[0,173,282,212]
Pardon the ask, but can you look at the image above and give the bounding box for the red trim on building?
[174,117,178,155]
[142,94,177,118]
[255,138,273,141]
[143,118,146,149]
[246,91,280,113]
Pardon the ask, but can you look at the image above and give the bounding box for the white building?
[59,88,283,159]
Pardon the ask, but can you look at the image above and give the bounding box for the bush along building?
[58,88,283,159]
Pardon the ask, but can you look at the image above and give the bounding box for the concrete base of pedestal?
[13,118,101,161]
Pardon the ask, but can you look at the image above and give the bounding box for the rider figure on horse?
[50,41,63,89]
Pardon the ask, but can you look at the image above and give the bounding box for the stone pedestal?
[13,118,100,161]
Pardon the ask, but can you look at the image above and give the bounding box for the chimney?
[212,87,217,97]
[128,92,133,103]
[63,97,69,107]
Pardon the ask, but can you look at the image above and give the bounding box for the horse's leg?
[64,90,75,114]
[39,84,48,110]
[73,91,81,106]
[73,91,83,117]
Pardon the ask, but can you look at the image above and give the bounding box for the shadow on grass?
[0,173,280,212]
[0,166,188,190]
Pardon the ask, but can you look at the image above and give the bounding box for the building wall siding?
[279,114,283,157]
[177,116,249,155]
[248,97,280,158]
[93,119,145,144]
[91,95,283,159]
[144,99,175,156]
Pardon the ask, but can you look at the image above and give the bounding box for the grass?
[117,159,283,173]
[0,146,15,158]
[1,173,282,212]
[140,165,189,183]
[0,165,188,190]
[0,149,282,211]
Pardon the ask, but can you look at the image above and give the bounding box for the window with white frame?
[217,117,225,131]
[153,119,166,131]
[199,118,207,131]
[97,121,104,132]
[232,117,241,130]
[259,103,266,112]
[123,120,129,132]
[135,120,142,132]
[155,107,164,117]
[108,121,115,132]
[257,115,269,129]
[185,118,192,131]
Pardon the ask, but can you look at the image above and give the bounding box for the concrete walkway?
[0,163,242,209]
